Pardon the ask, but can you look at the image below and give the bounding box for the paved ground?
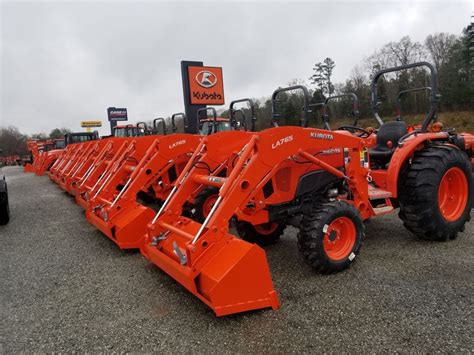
[1,166,473,353]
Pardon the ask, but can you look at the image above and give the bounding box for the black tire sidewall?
[298,201,364,273]
[313,204,363,269]
[399,147,473,240]
[433,152,473,231]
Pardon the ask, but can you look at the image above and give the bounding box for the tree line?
[0,127,71,157]
[224,24,473,129]
[1,23,472,156]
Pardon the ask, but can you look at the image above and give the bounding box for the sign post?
[181,61,225,134]
[107,107,128,135]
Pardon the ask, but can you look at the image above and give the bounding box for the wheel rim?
[323,217,356,261]
[254,222,279,235]
[438,167,468,222]
[202,194,218,217]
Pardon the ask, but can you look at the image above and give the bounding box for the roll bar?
[229,98,256,132]
[300,102,325,128]
[371,61,438,132]
[136,122,149,135]
[322,93,360,130]
[271,85,311,127]
[171,113,186,133]
[153,118,167,135]
[396,87,432,121]
[125,124,136,137]
[232,109,248,131]
[197,107,217,135]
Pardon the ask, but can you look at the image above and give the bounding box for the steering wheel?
[337,125,371,138]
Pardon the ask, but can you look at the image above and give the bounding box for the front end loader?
[140,86,374,316]
[85,101,257,250]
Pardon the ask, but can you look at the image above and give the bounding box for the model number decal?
[169,140,186,149]
[272,135,294,149]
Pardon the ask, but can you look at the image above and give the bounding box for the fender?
[385,132,452,197]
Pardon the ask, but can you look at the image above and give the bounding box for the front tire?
[297,200,364,273]
[399,146,473,241]
[192,187,219,223]
[237,221,286,246]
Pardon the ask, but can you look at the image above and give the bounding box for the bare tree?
[0,126,28,156]
[425,33,457,71]
[366,36,426,78]
[349,65,367,91]
[387,36,426,66]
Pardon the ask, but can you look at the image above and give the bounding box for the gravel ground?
[1,166,473,353]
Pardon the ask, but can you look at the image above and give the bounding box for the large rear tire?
[297,200,364,273]
[399,146,473,241]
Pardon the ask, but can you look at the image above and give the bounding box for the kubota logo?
[310,132,334,140]
[272,135,294,149]
[195,71,218,88]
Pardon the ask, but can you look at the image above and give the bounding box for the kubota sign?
[187,66,224,105]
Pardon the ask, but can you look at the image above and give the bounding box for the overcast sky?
[1,0,472,136]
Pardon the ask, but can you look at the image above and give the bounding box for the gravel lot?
[1,166,473,353]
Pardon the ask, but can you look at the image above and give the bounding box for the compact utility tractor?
[140,85,367,315]
[33,139,66,176]
[365,62,472,241]
[57,139,113,194]
[71,119,182,206]
[61,120,177,194]
[321,62,473,241]
[84,101,256,249]
[24,139,51,173]
[140,64,473,316]
[84,132,200,248]
[50,125,150,189]
[48,131,99,184]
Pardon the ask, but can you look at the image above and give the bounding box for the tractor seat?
[369,121,407,165]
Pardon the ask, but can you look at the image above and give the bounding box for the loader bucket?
[87,203,154,249]
[141,216,279,316]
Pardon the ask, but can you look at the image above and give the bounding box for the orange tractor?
[24,139,50,172]
[83,102,256,250]
[49,124,146,189]
[140,62,473,317]
[32,139,65,176]
[33,132,98,176]
[47,132,99,182]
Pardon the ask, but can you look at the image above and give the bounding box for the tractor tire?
[193,187,286,245]
[237,221,286,246]
[0,189,10,225]
[398,146,473,241]
[297,200,364,273]
[192,187,220,223]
